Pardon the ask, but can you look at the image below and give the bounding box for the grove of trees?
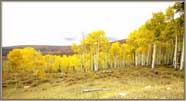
[5,2,184,78]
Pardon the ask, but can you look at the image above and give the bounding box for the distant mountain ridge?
[2,39,126,57]
[2,45,72,56]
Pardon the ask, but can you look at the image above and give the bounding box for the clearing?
[2,65,184,99]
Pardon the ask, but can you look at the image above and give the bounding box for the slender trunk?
[105,54,107,68]
[119,60,120,68]
[167,48,170,65]
[142,52,145,66]
[140,53,142,65]
[171,43,174,65]
[166,49,168,65]
[93,54,97,71]
[141,53,143,66]
[133,52,135,66]
[152,42,156,69]
[169,47,171,64]
[97,43,99,71]
[139,54,141,65]
[80,55,82,71]
[119,60,121,68]
[147,48,150,66]
[163,49,165,64]
[124,55,126,67]
[91,53,94,71]
[173,35,178,69]
[167,49,169,65]
[123,60,125,67]
[170,40,174,65]
[108,54,110,68]
[117,58,119,68]
[81,53,83,71]
[138,54,140,66]
[150,45,153,65]
[117,60,119,68]
[111,57,113,68]
[159,47,162,65]
[82,33,85,72]
[135,52,138,66]
[180,39,184,70]
[114,57,117,68]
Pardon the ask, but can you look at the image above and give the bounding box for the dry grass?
[2,65,184,99]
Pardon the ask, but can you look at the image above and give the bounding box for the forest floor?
[2,65,184,99]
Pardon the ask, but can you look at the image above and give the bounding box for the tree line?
[5,2,184,79]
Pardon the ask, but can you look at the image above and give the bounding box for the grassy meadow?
[2,63,184,99]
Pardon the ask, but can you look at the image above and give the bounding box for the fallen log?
[82,88,110,93]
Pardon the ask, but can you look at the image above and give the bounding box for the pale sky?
[2,2,175,46]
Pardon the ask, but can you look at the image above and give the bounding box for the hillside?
[2,39,126,57]
[2,45,72,57]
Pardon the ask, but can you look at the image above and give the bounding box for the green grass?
[2,66,184,99]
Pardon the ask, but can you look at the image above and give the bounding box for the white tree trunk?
[97,43,99,71]
[81,52,85,72]
[138,54,140,66]
[180,39,184,70]
[168,52,170,64]
[142,52,145,66]
[147,48,150,66]
[173,35,178,69]
[105,54,108,68]
[117,59,119,68]
[159,48,162,65]
[135,52,138,66]
[91,54,94,71]
[139,54,142,65]
[114,57,117,68]
[152,42,156,69]
[94,54,98,71]
[165,52,167,65]
[166,50,169,64]
[170,44,174,65]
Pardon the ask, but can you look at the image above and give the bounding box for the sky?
[2,1,175,46]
